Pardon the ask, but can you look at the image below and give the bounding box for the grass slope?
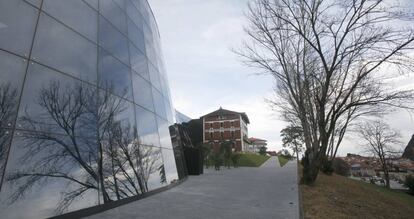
[238,154,270,167]
[301,172,414,219]
[277,155,290,167]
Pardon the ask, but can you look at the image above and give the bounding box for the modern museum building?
[0,0,181,218]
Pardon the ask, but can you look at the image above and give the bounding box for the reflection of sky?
[162,149,178,184]
[0,136,98,219]
[0,0,180,217]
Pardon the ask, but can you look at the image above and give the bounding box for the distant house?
[341,154,380,177]
[247,137,267,153]
[341,153,414,180]
[201,107,250,152]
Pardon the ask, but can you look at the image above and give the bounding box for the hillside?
[301,173,414,219]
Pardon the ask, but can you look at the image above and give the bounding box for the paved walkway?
[85,157,299,219]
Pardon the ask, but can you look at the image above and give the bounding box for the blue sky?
[149,0,414,155]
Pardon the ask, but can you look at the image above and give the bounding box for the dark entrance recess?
[169,122,204,176]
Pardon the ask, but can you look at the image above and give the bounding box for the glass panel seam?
[0,0,44,193]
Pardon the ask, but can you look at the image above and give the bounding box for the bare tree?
[357,120,400,188]
[238,0,414,184]
[0,82,19,190]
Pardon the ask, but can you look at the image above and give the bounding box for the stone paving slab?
[84,157,299,219]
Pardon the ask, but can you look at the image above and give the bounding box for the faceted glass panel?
[157,117,172,149]
[0,1,38,57]
[113,0,126,11]
[43,0,98,43]
[135,105,160,147]
[126,0,144,34]
[98,49,133,100]
[149,62,161,91]
[132,72,154,112]
[0,132,99,219]
[0,50,27,130]
[0,50,28,192]
[0,129,12,191]
[127,18,145,54]
[141,146,166,191]
[152,87,167,120]
[164,99,175,124]
[162,148,178,184]
[16,63,97,139]
[99,15,129,65]
[129,43,149,81]
[100,0,127,35]
[32,13,97,84]
[83,0,98,10]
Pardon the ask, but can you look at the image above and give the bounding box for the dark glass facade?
[0,0,178,218]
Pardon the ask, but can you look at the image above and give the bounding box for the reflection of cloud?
[0,22,7,29]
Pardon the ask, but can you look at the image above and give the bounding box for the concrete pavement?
[84,157,299,219]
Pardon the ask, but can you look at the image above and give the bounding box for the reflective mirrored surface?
[32,13,98,84]
[152,87,167,120]
[0,1,38,57]
[43,0,98,43]
[161,148,178,184]
[0,132,99,219]
[135,105,160,147]
[99,14,129,65]
[98,49,133,100]
[0,0,179,217]
[100,0,127,35]
[132,72,154,112]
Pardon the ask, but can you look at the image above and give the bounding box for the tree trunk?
[302,148,321,184]
[384,168,390,189]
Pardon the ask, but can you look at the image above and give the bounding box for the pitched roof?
[201,107,250,124]
[248,137,267,142]
[402,134,414,161]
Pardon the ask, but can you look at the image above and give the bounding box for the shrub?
[332,158,350,176]
[231,153,241,168]
[321,156,334,175]
[211,153,223,171]
[404,175,414,195]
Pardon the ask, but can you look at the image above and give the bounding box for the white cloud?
[149,0,414,156]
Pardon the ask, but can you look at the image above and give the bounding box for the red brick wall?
[234,120,240,127]
[235,131,241,139]
[213,122,220,129]
[223,131,230,139]
[235,141,242,151]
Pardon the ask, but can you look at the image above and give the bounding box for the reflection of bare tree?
[0,82,19,186]
[102,122,166,200]
[5,80,165,214]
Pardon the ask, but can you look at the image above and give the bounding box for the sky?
[149,0,414,156]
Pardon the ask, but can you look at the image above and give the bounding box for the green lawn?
[357,180,414,206]
[238,153,270,167]
[277,155,290,167]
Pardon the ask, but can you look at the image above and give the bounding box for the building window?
[221,132,224,139]
[210,132,213,139]
[220,122,223,127]
[231,121,233,127]
[231,131,234,139]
